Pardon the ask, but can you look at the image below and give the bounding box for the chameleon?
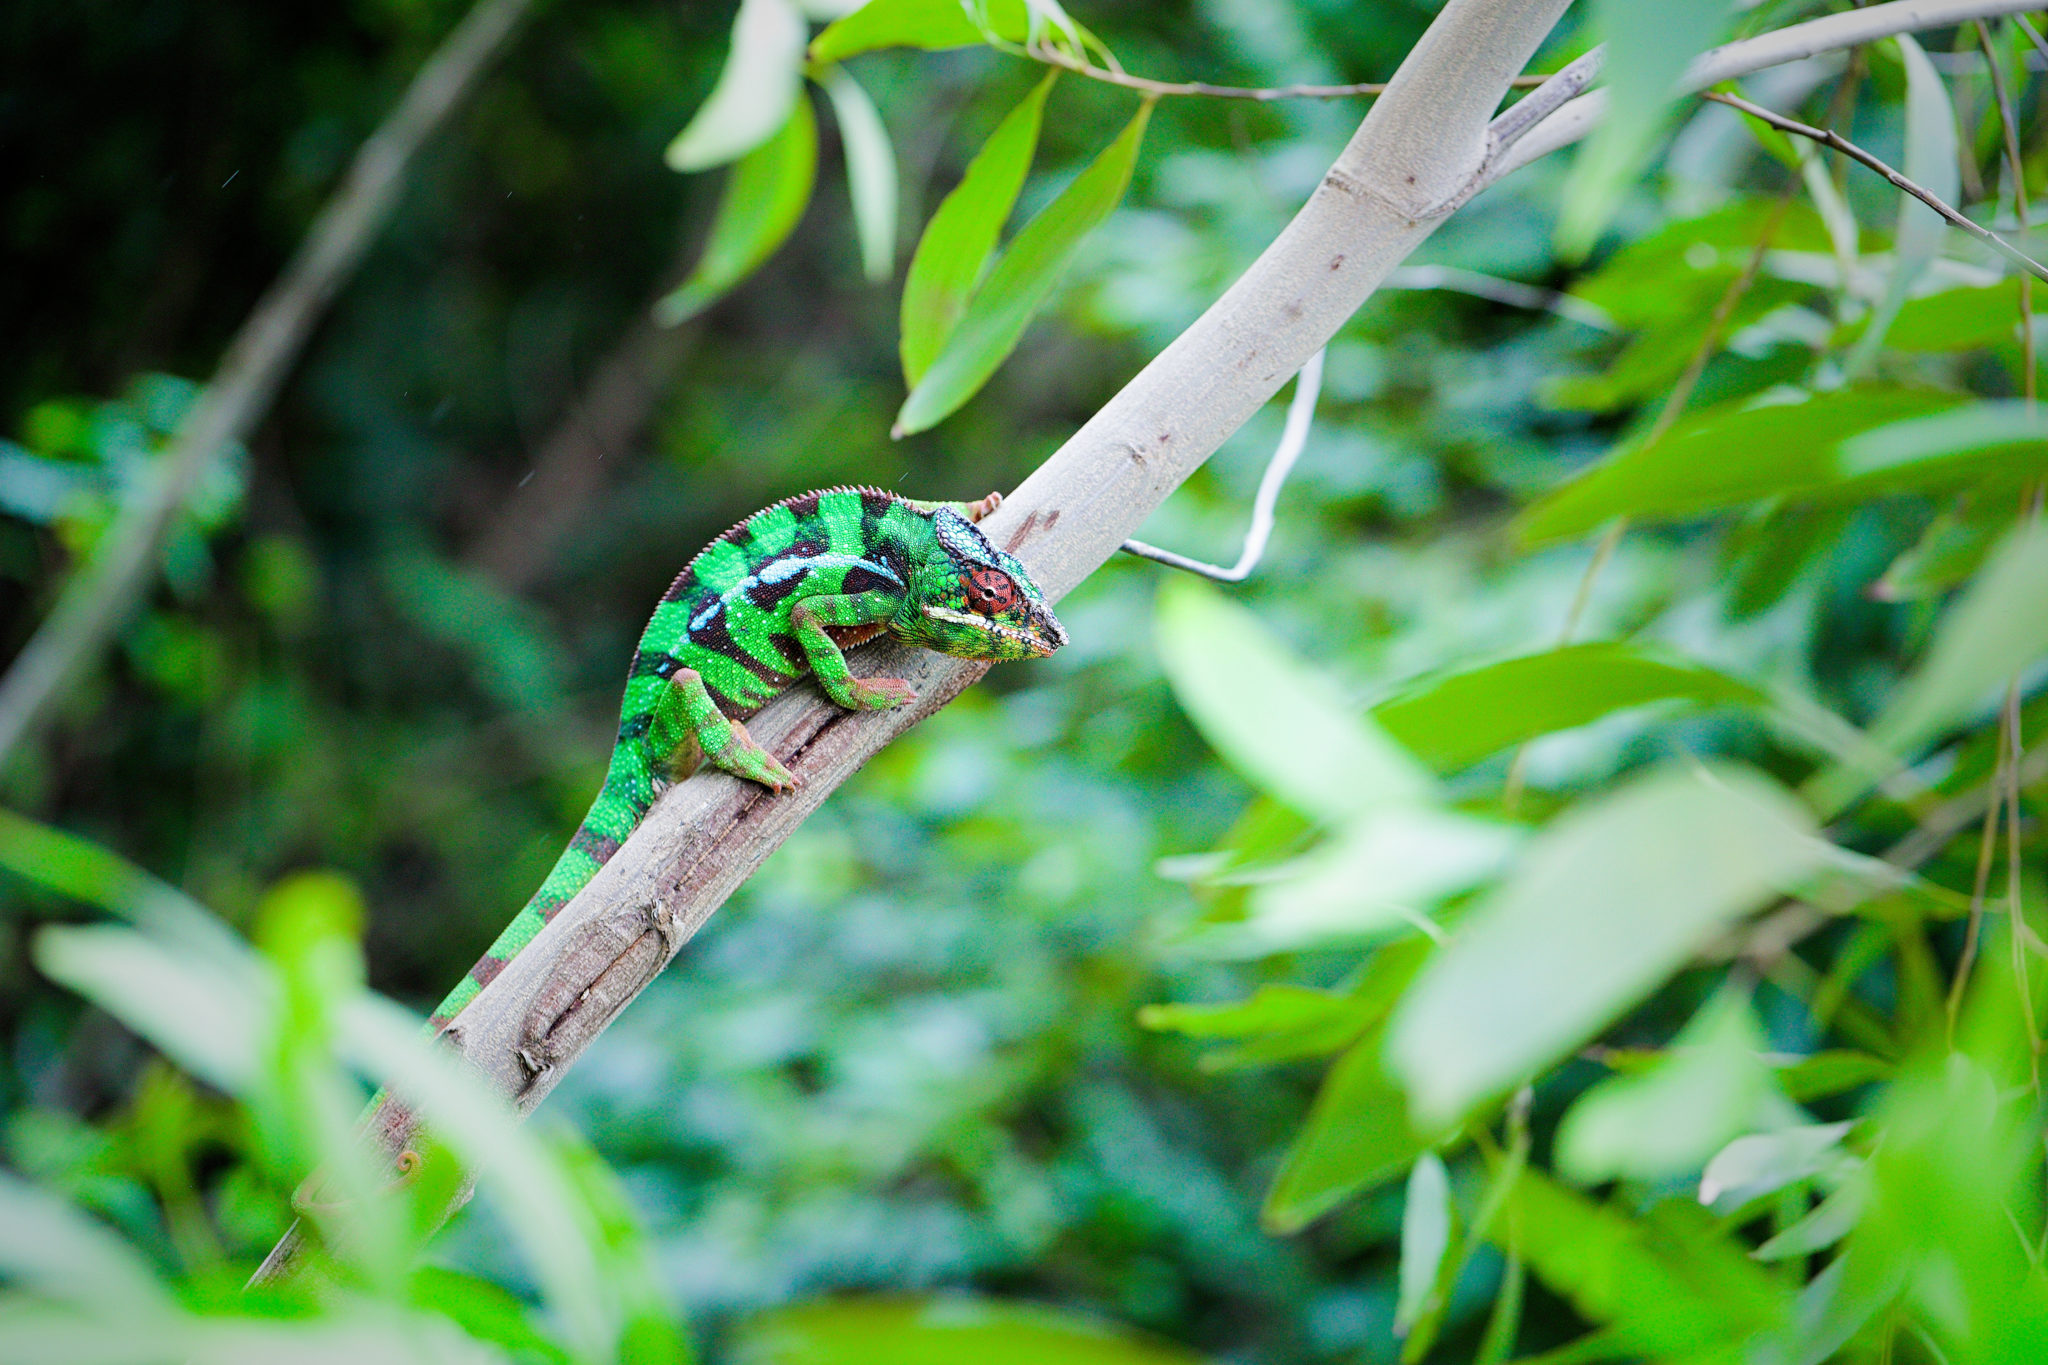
[426,485,1066,1032]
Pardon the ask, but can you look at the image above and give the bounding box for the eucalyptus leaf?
[901,74,1054,385]
[895,99,1151,435]
[1515,387,1968,546]
[1371,641,1766,773]
[657,98,818,326]
[1154,577,1435,823]
[1557,0,1738,256]
[1386,764,1827,1128]
[1698,1121,1857,1212]
[665,0,807,172]
[810,0,1030,62]
[818,67,898,283]
[1264,1029,1450,1233]
[1395,1153,1454,1340]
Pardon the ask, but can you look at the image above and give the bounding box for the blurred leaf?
[1515,387,1972,546]
[0,1168,174,1316]
[901,74,1054,385]
[548,1133,693,1365]
[0,809,243,962]
[1848,519,2048,779]
[0,441,91,524]
[1547,277,1807,413]
[1557,0,1738,256]
[1371,641,1766,772]
[1774,1050,1890,1102]
[1506,1169,1790,1355]
[730,1295,1206,1365]
[657,97,818,326]
[1873,490,2017,601]
[810,0,1029,62]
[410,1266,576,1365]
[1837,280,2026,353]
[1182,808,1517,957]
[1264,1029,1450,1233]
[818,67,898,283]
[1754,1178,1867,1261]
[894,99,1150,435]
[33,925,269,1094]
[1697,1121,1857,1212]
[1567,200,1831,326]
[1395,1153,1454,1343]
[381,548,570,717]
[1386,764,1827,1128]
[1844,35,1959,373]
[1140,938,1428,1070]
[1555,988,1772,1185]
[1154,577,1435,823]
[665,0,807,172]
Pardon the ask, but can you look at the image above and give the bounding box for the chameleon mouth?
[921,603,1067,657]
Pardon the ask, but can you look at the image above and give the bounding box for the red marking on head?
[962,567,1017,614]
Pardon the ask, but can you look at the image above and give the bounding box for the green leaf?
[657,97,818,326]
[1837,280,2027,353]
[894,99,1151,435]
[1698,1121,1857,1212]
[33,925,270,1094]
[1775,1050,1891,1102]
[729,1295,1206,1365]
[818,67,898,283]
[1844,35,1960,373]
[901,74,1054,385]
[1506,1169,1790,1355]
[1140,938,1428,1070]
[810,0,1030,63]
[1184,808,1517,957]
[1754,1177,1866,1261]
[1264,1028,1451,1233]
[0,808,244,963]
[1371,641,1767,773]
[0,1168,174,1316]
[1395,1153,1455,1341]
[1385,764,1828,1128]
[1153,577,1436,823]
[1871,519,2048,759]
[1557,0,1739,257]
[410,1266,577,1365]
[665,0,807,172]
[1554,988,1773,1185]
[1515,387,1967,546]
[1873,491,2017,602]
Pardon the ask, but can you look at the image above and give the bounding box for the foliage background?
[4,0,2047,1361]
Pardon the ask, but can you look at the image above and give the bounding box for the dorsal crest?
[931,507,1004,570]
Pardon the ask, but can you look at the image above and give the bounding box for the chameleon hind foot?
[652,667,800,794]
[711,717,799,794]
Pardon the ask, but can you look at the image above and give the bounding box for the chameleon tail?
[426,739,658,1030]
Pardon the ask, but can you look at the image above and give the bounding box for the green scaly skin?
[426,486,1065,1031]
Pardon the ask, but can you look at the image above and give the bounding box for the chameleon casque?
[426,485,1066,1032]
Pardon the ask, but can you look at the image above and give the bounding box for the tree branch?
[262,0,2048,1275]
[1704,89,2048,284]
[0,0,535,771]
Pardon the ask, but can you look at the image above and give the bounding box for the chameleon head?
[896,508,1068,662]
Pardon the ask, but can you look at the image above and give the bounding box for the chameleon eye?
[961,567,1017,614]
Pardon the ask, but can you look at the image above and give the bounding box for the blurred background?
[6,0,2045,1360]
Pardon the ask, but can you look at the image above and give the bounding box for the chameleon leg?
[790,591,914,710]
[648,666,798,793]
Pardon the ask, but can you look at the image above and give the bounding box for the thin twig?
[1977,19,2036,398]
[1704,89,2048,285]
[1120,349,1324,581]
[0,0,534,773]
[1020,40,1551,102]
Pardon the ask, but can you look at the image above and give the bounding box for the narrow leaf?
[1515,387,1967,546]
[657,97,818,326]
[1844,35,1961,372]
[901,74,1054,385]
[1371,641,1766,773]
[1386,764,1827,1128]
[665,0,807,172]
[1265,1030,1450,1232]
[0,1169,174,1316]
[730,1295,1207,1364]
[810,0,1030,63]
[1154,576,1435,823]
[1396,1154,1454,1339]
[1554,988,1772,1184]
[895,99,1151,435]
[1557,0,1738,256]
[818,66,898,283]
